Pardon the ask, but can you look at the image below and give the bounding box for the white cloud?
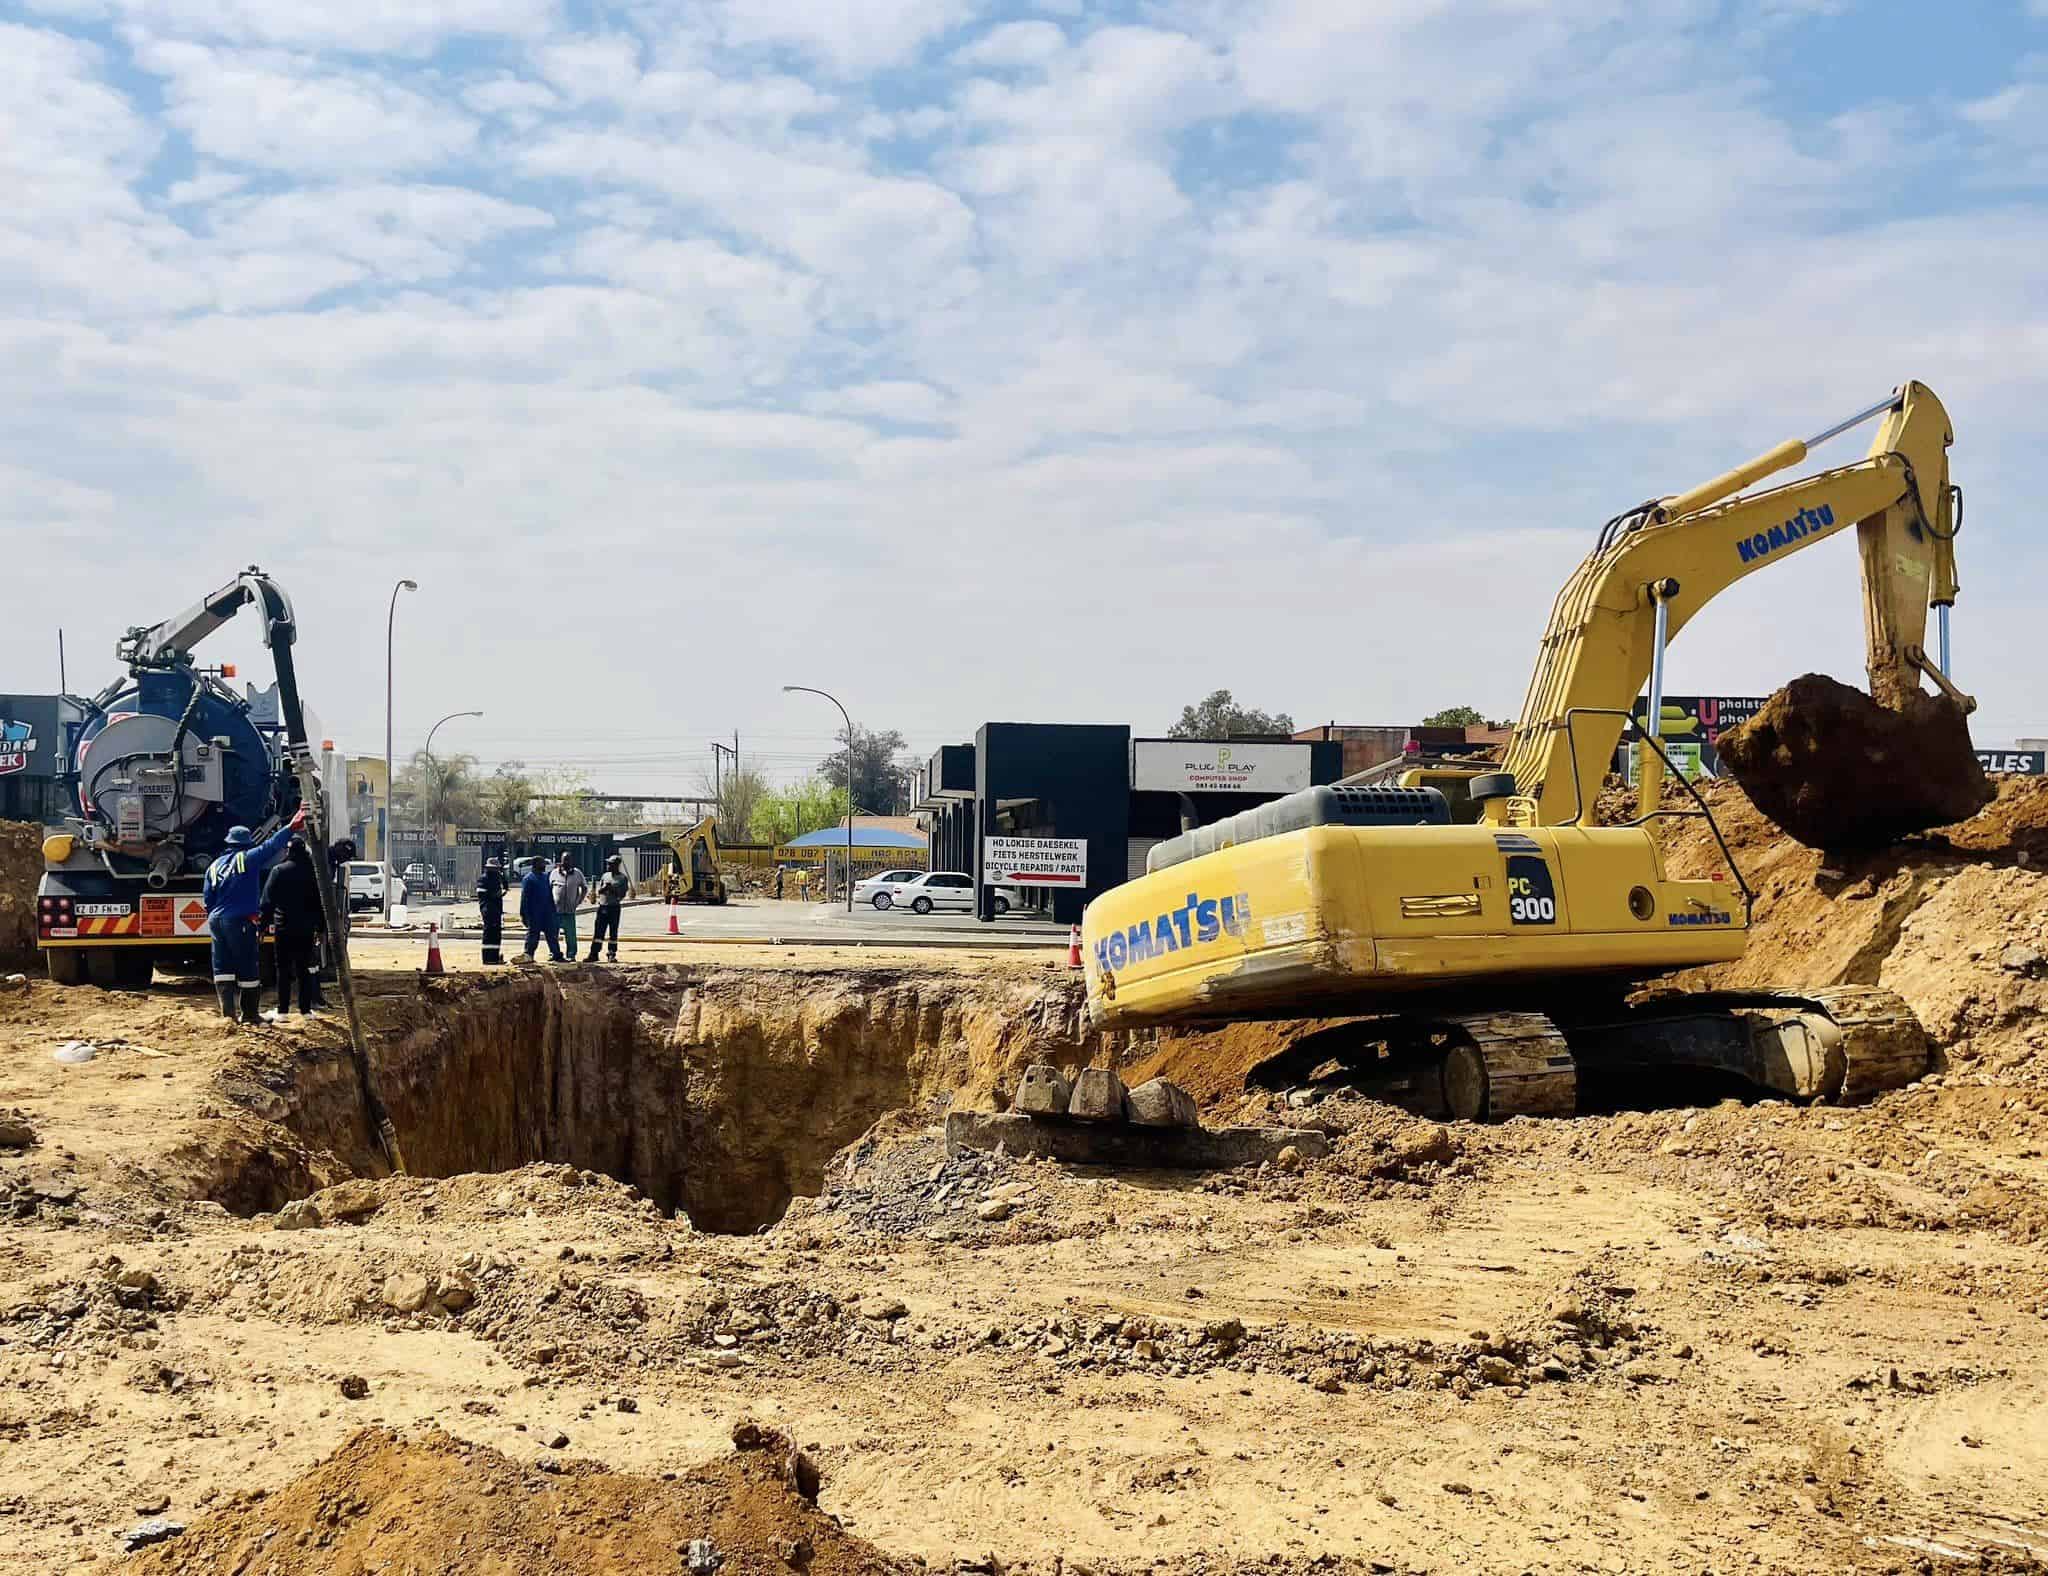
[21,0,557,54]
[951,19,1065,69]
[5,2,2048,761]
[716,0,987,73]
[134,39,479,174]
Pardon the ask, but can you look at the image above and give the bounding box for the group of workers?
[472,849,632,966]
[200,804,646,1025]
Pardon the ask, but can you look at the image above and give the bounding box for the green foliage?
[818,726,913,814]
[395,749,482,834]
[751,777,851,845]
[1166,689,1295,740]
[706,763,770,844]
[1421,705,1486,728]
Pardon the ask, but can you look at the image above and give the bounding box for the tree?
[1421,705,1486,728]
[701,762,770,844]
[1166,690,1295,739]
[751,777,850,845]
[395,749,483,836]
[528,766,599,831]
[818,726,913,815]
[482,762,537,832]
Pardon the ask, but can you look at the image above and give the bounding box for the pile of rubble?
[6,1258,176,1366]
[970,1273,1666,1400]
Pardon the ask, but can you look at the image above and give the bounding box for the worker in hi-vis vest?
[203,805,305,1024]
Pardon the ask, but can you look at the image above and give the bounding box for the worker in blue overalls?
[204,806,305,1024]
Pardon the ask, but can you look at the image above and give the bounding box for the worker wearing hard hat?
[203,805,306,1024]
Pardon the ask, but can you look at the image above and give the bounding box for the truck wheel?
[45,949,86,986]
[114,950,154,989]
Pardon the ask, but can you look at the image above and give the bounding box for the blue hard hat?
[225,825,253,847]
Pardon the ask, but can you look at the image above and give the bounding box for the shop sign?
[1625,696,1770,780]
[0,713,42,777]
[984,836,1088,886]
[1977,750,2046,775]
[1132,741,1312,794]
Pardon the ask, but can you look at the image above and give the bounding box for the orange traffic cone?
[424,922,446,976]
[1067,924,1083,969]
[667,912,680,935]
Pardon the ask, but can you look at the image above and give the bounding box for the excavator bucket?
[1716,673,1992,850]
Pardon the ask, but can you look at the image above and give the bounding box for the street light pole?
[384,578,417,923]
[424,709,484,888]
[783,685,854,912]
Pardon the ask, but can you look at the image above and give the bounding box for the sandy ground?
[4,783,2048,1572]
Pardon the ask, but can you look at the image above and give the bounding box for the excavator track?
[1437,1011,1578,1120]
[1801,985,1930,1101]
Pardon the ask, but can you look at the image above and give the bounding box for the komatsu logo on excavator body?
[1094,891,1251,972]
[1736,503,1834,564]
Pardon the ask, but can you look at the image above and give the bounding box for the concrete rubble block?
[1068,1067,1128,1123]
[1012,1062,1073,1118]
[946,1111,1331,1171]
[1126,1078,1199,1129]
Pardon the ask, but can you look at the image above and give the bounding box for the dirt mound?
[0,818,39,966]
[130,1425,905,1575]
[1662,775,2048,1080]
[1717,673,1992,849]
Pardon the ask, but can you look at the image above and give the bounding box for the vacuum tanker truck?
[36,571,346,988]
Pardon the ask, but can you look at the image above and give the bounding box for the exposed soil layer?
[212,965,1102,1232]
[130,1425,907,1576]
[1718,672,1993,849]
[4,935,2048,1573]
[0,817,38,966]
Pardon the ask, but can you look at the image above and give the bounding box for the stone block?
[1126,1077,1199,1129]
[1013,1062,1072,1117]
[1068,1067,1128,1123]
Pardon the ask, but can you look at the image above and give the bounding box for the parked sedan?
[853,869,925,910]
[888,871,1022,916]
[345,862,408,913]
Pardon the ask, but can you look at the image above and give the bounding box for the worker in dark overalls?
[475,857,507,966]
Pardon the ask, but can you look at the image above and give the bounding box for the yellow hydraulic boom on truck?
[1083,382,1969,1117]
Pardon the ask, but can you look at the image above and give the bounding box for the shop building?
[914,724,1343,924]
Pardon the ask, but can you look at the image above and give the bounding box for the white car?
[889,871,1021,916]
[853,869,925,910]
[345,861,408,913]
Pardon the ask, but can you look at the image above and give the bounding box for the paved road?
[377,895,1065,950]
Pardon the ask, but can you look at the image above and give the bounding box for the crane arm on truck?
[1498,381,1966,828]
[40,568,405,1170]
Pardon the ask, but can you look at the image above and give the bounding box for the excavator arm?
[1500,381,1962,827]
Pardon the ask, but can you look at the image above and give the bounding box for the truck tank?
[71,669,288,882]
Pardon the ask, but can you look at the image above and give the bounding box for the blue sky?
[5,0,2046,785]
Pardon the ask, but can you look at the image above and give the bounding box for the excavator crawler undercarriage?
[1245,986,1928,1120]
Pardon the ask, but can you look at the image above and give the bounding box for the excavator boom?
[1500,381,1966,829]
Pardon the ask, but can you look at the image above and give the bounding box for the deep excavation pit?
[212,966,1105,1232]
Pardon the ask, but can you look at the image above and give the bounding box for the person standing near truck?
[203,806,306,1024]
[586,854,629,962]
[257,836,326,1018]
[475,857,507,966]
[551,851,588,961]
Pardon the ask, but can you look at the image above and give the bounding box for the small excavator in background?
[660,816,729,904]
[1083,381,1984,1118]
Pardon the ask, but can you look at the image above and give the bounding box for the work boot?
[584,948,601,962]
[606,951,617,963]
[239,987,263,1025]
[214,982,238,1020]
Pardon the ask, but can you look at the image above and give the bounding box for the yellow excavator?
[661,816,728,905]
[1083,381,1976,1117]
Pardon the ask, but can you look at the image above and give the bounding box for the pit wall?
[228,966,1106,1232]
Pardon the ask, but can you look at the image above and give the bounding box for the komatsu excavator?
[1082,382,1972,1117]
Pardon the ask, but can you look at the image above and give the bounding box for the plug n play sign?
[984,836,1088,886]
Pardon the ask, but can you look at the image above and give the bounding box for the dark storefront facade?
[915,725,1344,924]
[0,694,82,825]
